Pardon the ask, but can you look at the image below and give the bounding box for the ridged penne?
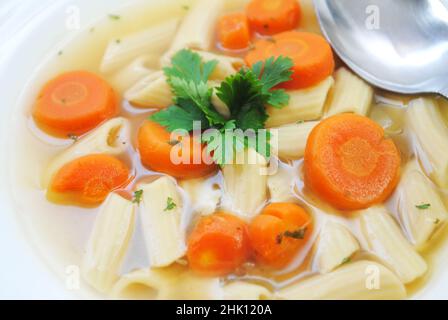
[179,177,222,216]
[314,221,360,274]
[277,261,406,300]
[139,177,185,268]
[125,71,172,108]
[223,281,272,300]
[266,76,334,127]
[82,193,136,293]
[167,0,223,53]
[222,148,268,219]
[269,121,319,160]
[100,18,179,74]
[325,67,374,116]
[407,98,448,188]
[395,160,447,249]
[112,265,221,300]
[109,55,156,94]
[43,117,130,187]
[267,163,297,203]
[359,206,427,284]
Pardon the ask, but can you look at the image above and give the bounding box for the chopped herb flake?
[164,197,177,211]
[416,203,431,210]
[67,133,78,141]
[132,190,143,204]
[109,14,120,20]
[341,257,351,265]
[283,227,307,240]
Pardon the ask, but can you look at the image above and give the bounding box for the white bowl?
[1,0,447,300]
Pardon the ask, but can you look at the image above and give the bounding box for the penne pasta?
[267,163,297,203]
[167,0,224,53]
[395,160,447,249]
[277,261,406,300]
[112,265,221,300]
[43,117,130,187]
[179,177,222,216]
[139,177,185,268]
[266,76,334,127]
[109,55,157,94]
[223,281,272,300]
[222,148,268,219]
[325,67,374,116]
[269,121,319,160]
[359,206,427,284]
[407,97,448,188]
[82,193,136,293]
[125,71,172,108]
[314,221,360,274]
[100,18,179,74]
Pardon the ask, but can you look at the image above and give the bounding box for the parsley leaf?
[164,49,218,84]
[164,197,177,211]
[132,190,143,204]
[416,203,431,210]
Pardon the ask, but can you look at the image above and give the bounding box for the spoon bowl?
[313,0,448,98]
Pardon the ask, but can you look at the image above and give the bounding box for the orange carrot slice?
[217,13,251,50]
[137,120,217,179]
[33,71,118,137]
[49,154,130,205]
[246,0,301,35]
[249,203,312,269]
[304,113,401,210]
[187,212,251,276]
[245,31,335,89]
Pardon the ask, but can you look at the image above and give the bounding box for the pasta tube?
[269,121,319,160]
[140,177,185,267]
[109,55,156,94]
[277,261,406,300]
[112,265,221,300]
[167,0,224,52]
[43,117,130,187]
[325,67,373,116]
[125,71,172,108]
[407,97,448,188]
[101,18,179,74]
[193,50,244,80]
[223,282,272,300]
[395,160,447,249]
[359,206,427,283]
[179,178,222,216]
[267,163,297,203]
[314,221,360,274]
[266,76,334,127]
[82,193,136,293]
[222,148,268,219]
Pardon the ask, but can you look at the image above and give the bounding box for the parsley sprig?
[149,49,293,164]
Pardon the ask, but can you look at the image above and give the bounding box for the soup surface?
[10,0,448,299]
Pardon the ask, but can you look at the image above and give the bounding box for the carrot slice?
[49,154,130,205]
[304,113,401,210]
[217,13,251,50]
[33,71,118,137]
[249,203,312,269]
[187,212,251,276]
[245,31,335,89]
[246,0,301,35]
[137,120,217,179]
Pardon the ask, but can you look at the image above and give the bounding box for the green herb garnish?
[149,49,293,165]
[416,203,431,210]
[164,197,177,211]
[341,257,351,265]
[109,14,121,20]
[132,190,143,204]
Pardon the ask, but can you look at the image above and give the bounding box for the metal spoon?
[313,0,448,98]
